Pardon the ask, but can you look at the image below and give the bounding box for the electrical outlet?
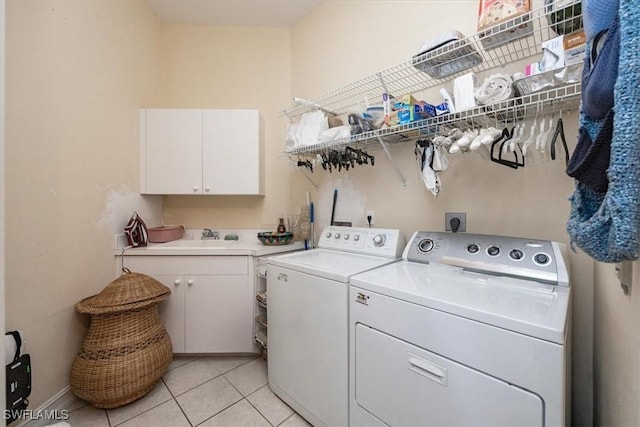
[445,212,466,232]
[366,210,375,227]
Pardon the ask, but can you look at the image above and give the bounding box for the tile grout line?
[188,358,270,426]
[167,355,258,399]
[161,376,195,427]
[106,379,178,427]
[243,393,276,427]
[68,356,269,427]
[172,356,261,426]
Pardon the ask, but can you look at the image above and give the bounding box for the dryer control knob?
[534,253,550,265]
[373,234,386,246]
[418,238,434,253]
[325,232,332,239]
[467,243,480,254]
[487,246,500,256]
[344,234,350,240]
[354,235,360,241]
[335,233,341,239]
[509,249,524,260]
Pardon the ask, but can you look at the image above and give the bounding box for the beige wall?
[593,262,640,425]
[291,1,594,425]
[158,25,292,230]
[5,0,163,408]
[7,1,639,424]
[1,0,5,423]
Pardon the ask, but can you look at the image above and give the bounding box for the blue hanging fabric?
[566,0,640,262]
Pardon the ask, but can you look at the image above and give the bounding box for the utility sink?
[148,239,238,249]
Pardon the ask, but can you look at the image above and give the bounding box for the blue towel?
[566,0,620,191]
[584,0,619,38]
[566,0,640,262]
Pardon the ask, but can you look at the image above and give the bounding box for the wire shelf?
[255,314,268,328]
[285,83,581,157]
[281,0,582,120]
[255,328,268,350]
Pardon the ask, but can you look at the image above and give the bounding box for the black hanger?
[297,157,314,173]
[550,118,570,165]
[344,147,375,167]
[490,126,525,169]
[321,151,333,172]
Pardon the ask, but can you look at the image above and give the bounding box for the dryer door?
[354,324,544,427]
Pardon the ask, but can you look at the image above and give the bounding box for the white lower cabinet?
[185,274,252,353]
[123,256,254,353]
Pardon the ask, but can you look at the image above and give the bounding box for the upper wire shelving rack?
[281,0,583,156]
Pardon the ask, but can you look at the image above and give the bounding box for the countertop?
[114,229,306,257]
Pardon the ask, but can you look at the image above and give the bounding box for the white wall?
[290,1,593,425]
[157,24,293,231]
[5,0,163,409]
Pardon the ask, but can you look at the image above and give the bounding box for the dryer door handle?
[408,355,448,386]
[277,273,288,282]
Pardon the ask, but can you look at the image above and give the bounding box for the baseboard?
[15,386,75,427]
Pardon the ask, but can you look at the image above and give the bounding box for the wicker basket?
[70,270,173,408]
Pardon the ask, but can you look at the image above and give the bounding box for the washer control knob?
[487,246,500,256]
[335,233,341,239]
[535,253,550,265]
[373,234,386,246]
[418,238,435,253]
[344,234,350,240]
[509,249,524,260]
[354,235,360,241]
[467,243,480,254]
[325,232,332,239]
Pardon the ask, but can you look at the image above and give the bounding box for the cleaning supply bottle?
[277,218,286,234]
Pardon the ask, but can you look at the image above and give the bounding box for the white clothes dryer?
[349,231,572,427]
[267,226,405,427]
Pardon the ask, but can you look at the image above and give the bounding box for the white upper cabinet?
[140,108,263,195]
[203,109,262,195]
[141,109,203,195]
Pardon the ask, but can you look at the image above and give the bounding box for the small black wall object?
[5,331,31,424]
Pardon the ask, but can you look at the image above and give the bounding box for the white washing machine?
[267,226,405,427]
[349,231,572,427]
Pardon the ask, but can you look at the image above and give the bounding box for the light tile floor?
[65,355,311,427]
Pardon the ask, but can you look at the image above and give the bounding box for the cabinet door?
[153,275,187,353]
[185,274,254,353]
[202,109,263,195]
[142,109,203,194]
[119,257,187,353]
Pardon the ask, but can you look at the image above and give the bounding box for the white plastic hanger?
[537,112,556,158]
[522,103,540,156]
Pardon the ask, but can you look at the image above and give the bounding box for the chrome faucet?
[201,229,219,240]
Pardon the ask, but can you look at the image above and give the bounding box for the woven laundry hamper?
[70,269,172,408]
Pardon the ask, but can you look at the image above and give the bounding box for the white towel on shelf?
[453,73,477,111]
[474,74,513,105]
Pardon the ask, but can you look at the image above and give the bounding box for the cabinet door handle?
[277,273,288,282]
[205,186,210,192]
[187,279,194,286]
[193,186,198,192]
[174,279,181,286]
